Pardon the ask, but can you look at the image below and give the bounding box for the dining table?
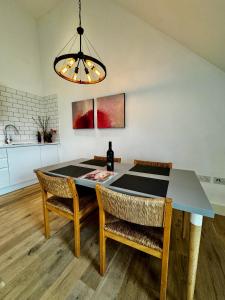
[38,158,214,300]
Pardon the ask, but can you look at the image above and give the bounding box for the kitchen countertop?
[0,142,60,149]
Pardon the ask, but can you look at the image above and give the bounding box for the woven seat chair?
[94,155,121,163]
[36,171,97,257]
[134,159,173,169]
[134,159,191,238]
[96,184,172,300]
[134,159,188,239]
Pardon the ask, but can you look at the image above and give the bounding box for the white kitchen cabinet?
[0,168,10,188]
[0,148,7,159]
[40,145,59,167]
[0,144,59,195]
[7,146,41,185]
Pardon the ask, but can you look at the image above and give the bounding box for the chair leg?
[74,219,80,257]
[100,232,106,275]
[160,252,169,300]
[43,205,50,239]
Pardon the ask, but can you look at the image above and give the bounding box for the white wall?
[38,0,225,206]
[0,0,42,95]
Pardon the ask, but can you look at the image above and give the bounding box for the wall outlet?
[198,175,211,183]
[213,177,225,185]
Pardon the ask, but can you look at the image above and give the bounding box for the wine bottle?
[107,141,114,171]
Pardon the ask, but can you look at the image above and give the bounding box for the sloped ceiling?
[114,0,225,72]
[16,0,61,19]
[16,0,225,72]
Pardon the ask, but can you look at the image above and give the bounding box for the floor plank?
[0,186,224,300]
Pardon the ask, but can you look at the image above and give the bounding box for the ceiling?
[16,0,61,19]
[16,0,225,72]
[114,0,225,72]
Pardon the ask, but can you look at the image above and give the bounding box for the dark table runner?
[111,174,169,197]
[81,159,107,167]
[129,164,170,176]
[49,165,95,178]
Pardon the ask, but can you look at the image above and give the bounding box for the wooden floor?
[0,185,224,300]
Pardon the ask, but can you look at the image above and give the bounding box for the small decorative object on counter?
[50,129,57,143]
[43,129,57,143]
[37,131,42,143]
[107,141,114,171]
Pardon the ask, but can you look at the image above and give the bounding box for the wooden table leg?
[187,213,203,300]
[182,211,189,239]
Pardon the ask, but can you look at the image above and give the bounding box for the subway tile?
[1,91,12,98]
[8,107,18,112]
[26,92,37,99]
[13,103,22,109]
[0,95,7,101]
[0,85,6,92]
[9,116,19,122]
[6,87,16,94]
[1,116,9,121]
[17,90,26,96]
[13,94,23,100]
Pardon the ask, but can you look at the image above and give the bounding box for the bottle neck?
[109,141,112,150]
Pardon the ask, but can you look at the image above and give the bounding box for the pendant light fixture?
[54,0,106,84]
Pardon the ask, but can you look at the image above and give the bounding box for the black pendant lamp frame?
[54,0,106,84]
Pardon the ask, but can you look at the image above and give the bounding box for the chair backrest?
[134,159,173,169]
[36,170,75,198]
[96,184,172,227]
[94,156,121,163]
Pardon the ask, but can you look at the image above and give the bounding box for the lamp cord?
[78,0,81,27]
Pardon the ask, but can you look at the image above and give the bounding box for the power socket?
[198,175,211,183]
[213,177,225,185]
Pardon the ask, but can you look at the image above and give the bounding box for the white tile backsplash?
[0,85,59,143]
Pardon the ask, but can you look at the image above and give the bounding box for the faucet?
[4,124,20,144]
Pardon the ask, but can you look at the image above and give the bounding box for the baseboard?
[212,203,225,216]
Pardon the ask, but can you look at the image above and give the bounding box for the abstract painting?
[97,93,125,128]
[72,99,94,129]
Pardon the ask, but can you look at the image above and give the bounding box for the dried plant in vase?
[32,116,50,143]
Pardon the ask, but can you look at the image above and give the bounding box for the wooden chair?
[134,159,191,238]
[134,159,188,238]
[36,171,98,257]
[94,155,121,163]
[134,159,173,169]
[96,184,172,300]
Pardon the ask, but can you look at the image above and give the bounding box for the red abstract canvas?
[97,93,125,128]
[72,99,94,129]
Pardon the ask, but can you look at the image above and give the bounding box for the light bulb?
[73,67,79,81]
[67,58,75,67]
[87,74,91,82]
[84,67,91,82]
[86,60,93,68]
[93,67,101,76]
[61,66,68,74]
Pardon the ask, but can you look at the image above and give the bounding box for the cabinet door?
[0,158,8,169]
[0,149,7,159]
[40,145,59,167]
[0,168,10,188]
[7,146,41,185]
